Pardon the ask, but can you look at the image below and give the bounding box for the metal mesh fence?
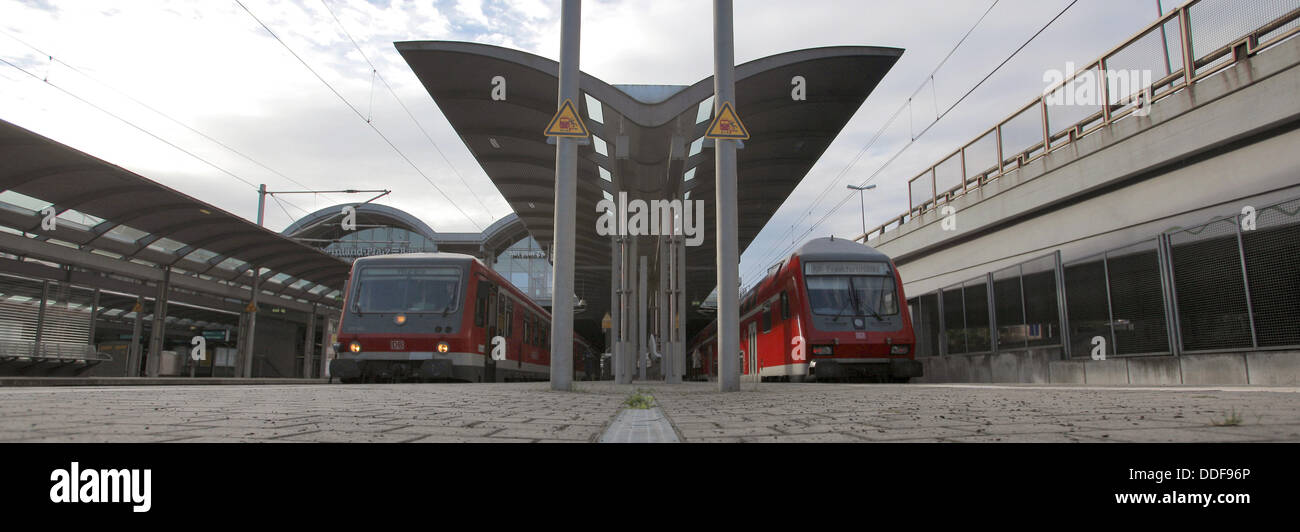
[1064,255,1111,358]
[942,283,966,355]
[910,193,1300,360]
[963,277,992,353]
[1022,254,1062,348]
[908,292,941,357]
[993,265,1025,351]
[1106,240,1170,355]
[1240,198,1300,347]
[1169,217,1254,351]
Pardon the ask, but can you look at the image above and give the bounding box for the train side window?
[761,305,772,333]
[474,280,490,327]
[503,298,513,338]
[780,291,790,320]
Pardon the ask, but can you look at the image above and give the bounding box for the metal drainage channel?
[597,407,680,443]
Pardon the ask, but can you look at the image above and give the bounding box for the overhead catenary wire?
[316,0,500,224]
[0,27,345,211]
[742,0,1002,283]
[234,0,485,232]
[0,55,315,223]
[743,0,1080,286]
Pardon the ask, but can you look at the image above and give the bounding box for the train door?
[484,282,498,382]
[747,321,758,378]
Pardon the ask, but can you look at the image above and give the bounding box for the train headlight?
[891,345,910,355]
[349,341,362,353]
[811,345,833,356]
[437,342,449,353]
[394,314,407,326]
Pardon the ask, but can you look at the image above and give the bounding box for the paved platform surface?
[0,381,1297,442]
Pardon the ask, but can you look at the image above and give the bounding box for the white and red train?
[687,237,921,383]
[330,252,595,383]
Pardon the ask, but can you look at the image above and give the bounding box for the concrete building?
[867,5,1300,385]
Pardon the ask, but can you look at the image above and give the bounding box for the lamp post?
[847,183,876,241]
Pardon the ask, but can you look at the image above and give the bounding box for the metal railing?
[867,0,1300,243]
[0,340,111,362]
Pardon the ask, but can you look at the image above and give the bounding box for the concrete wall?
[913,350,1299,385]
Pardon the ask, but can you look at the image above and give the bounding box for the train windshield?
[350,266,462,314]
[804,262,898,317]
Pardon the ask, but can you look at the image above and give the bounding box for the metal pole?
[147,268,170,378]
[127,296,143,376]
[303,305,317,378]
[549,0,580,391]
[639,254,648,381]
[34,280,48,351]
[610,236,621,382]
[658,238,668,381]
[714,0,740,392]
[88,288,100,346]
[858,189,866,238]
[679,236,688,380]
[256,184,267,226]
[1234,216,1258,348]
[241,269,261,378]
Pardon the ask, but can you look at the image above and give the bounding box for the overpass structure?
[867,1,1300,385]
[398,42,902,381]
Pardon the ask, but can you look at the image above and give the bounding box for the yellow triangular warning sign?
[544,98,590,138]
[705,101,749,140]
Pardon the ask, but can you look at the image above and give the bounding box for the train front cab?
[793,242,922,382]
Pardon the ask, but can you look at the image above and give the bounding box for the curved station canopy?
[398,41,901,340]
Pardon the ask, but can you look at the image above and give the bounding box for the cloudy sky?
[0,0,1174,285]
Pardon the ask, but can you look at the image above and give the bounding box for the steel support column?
[87,288,100,346]
[127,296,144,377]
[303,305,317,379]
[34,280,49,349]
[239,269,261,378]
[549,0,581,391]
[610,235,621,382]
[713,0,740,391]
[638,254,648,381]
[147,268,170,377]
[675,236,686,382]
[658,238,668,381]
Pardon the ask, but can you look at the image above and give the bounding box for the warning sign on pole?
[705,101,749,140]
[544,98,590,138]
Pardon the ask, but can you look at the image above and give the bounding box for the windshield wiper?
[848,277,885,322]
[830,291,856,322]
[351,283,364,315]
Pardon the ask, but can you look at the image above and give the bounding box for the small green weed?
[1210,407,1244,427]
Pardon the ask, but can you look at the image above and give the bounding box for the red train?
[686,237,921,383]
[329,252,594,383]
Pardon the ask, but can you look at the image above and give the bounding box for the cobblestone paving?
[644,383,1300,443]
[0,381,1297,443]
[0,383,624,443]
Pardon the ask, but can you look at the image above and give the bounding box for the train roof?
[794,236,892,262]
[353,252,480,264]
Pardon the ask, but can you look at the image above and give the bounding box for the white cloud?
[0,0,1167,268]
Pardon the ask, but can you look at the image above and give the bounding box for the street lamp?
[846,183,877,240]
